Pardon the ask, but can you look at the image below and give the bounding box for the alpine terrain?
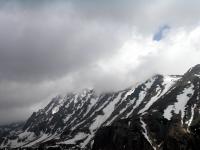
[1,64,200,150]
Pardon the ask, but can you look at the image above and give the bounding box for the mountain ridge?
[1,64,200,150]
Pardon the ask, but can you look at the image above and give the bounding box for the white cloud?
[66,25,200,93]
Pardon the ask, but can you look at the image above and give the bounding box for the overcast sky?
[0,0,200,124]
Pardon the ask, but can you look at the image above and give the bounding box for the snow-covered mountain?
[1,64,200,150]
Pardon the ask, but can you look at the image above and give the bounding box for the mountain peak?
[187,64,200,74]
[1,65,200,150]
[181,64,200,81]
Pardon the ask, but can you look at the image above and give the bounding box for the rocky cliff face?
[1,65,200,150]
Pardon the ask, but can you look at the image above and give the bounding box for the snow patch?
[24,134,49,147]
[106,89,136,125]
[45,103,54,114]
[163,84,194,120]
[139,75,179,114]
[186,104,196,128]
[163,105,174,120]
[89,92,122,131]
[126,77,156,117]
[62,132,87,145]
[140,118,156,150]
[81,133,94,148]
[52,106,60,114]
[195,74,200,78]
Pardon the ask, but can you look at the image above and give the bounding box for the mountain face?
[1,65,200,150]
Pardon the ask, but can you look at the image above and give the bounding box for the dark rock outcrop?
[92,118,154,150]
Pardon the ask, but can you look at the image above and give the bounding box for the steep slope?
[1,64,200,150]
[93,64,200,150]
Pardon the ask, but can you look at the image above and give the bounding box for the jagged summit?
[185,64,200,76]
[189,64,200,72]
[1,65,200,150]
[178,64,200,84]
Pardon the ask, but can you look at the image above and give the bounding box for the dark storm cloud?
[0,1,129,82]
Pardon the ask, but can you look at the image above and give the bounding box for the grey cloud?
[70,0,200,33]
[0,1,129,83]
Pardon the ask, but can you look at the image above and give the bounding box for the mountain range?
[1,64,200,150]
